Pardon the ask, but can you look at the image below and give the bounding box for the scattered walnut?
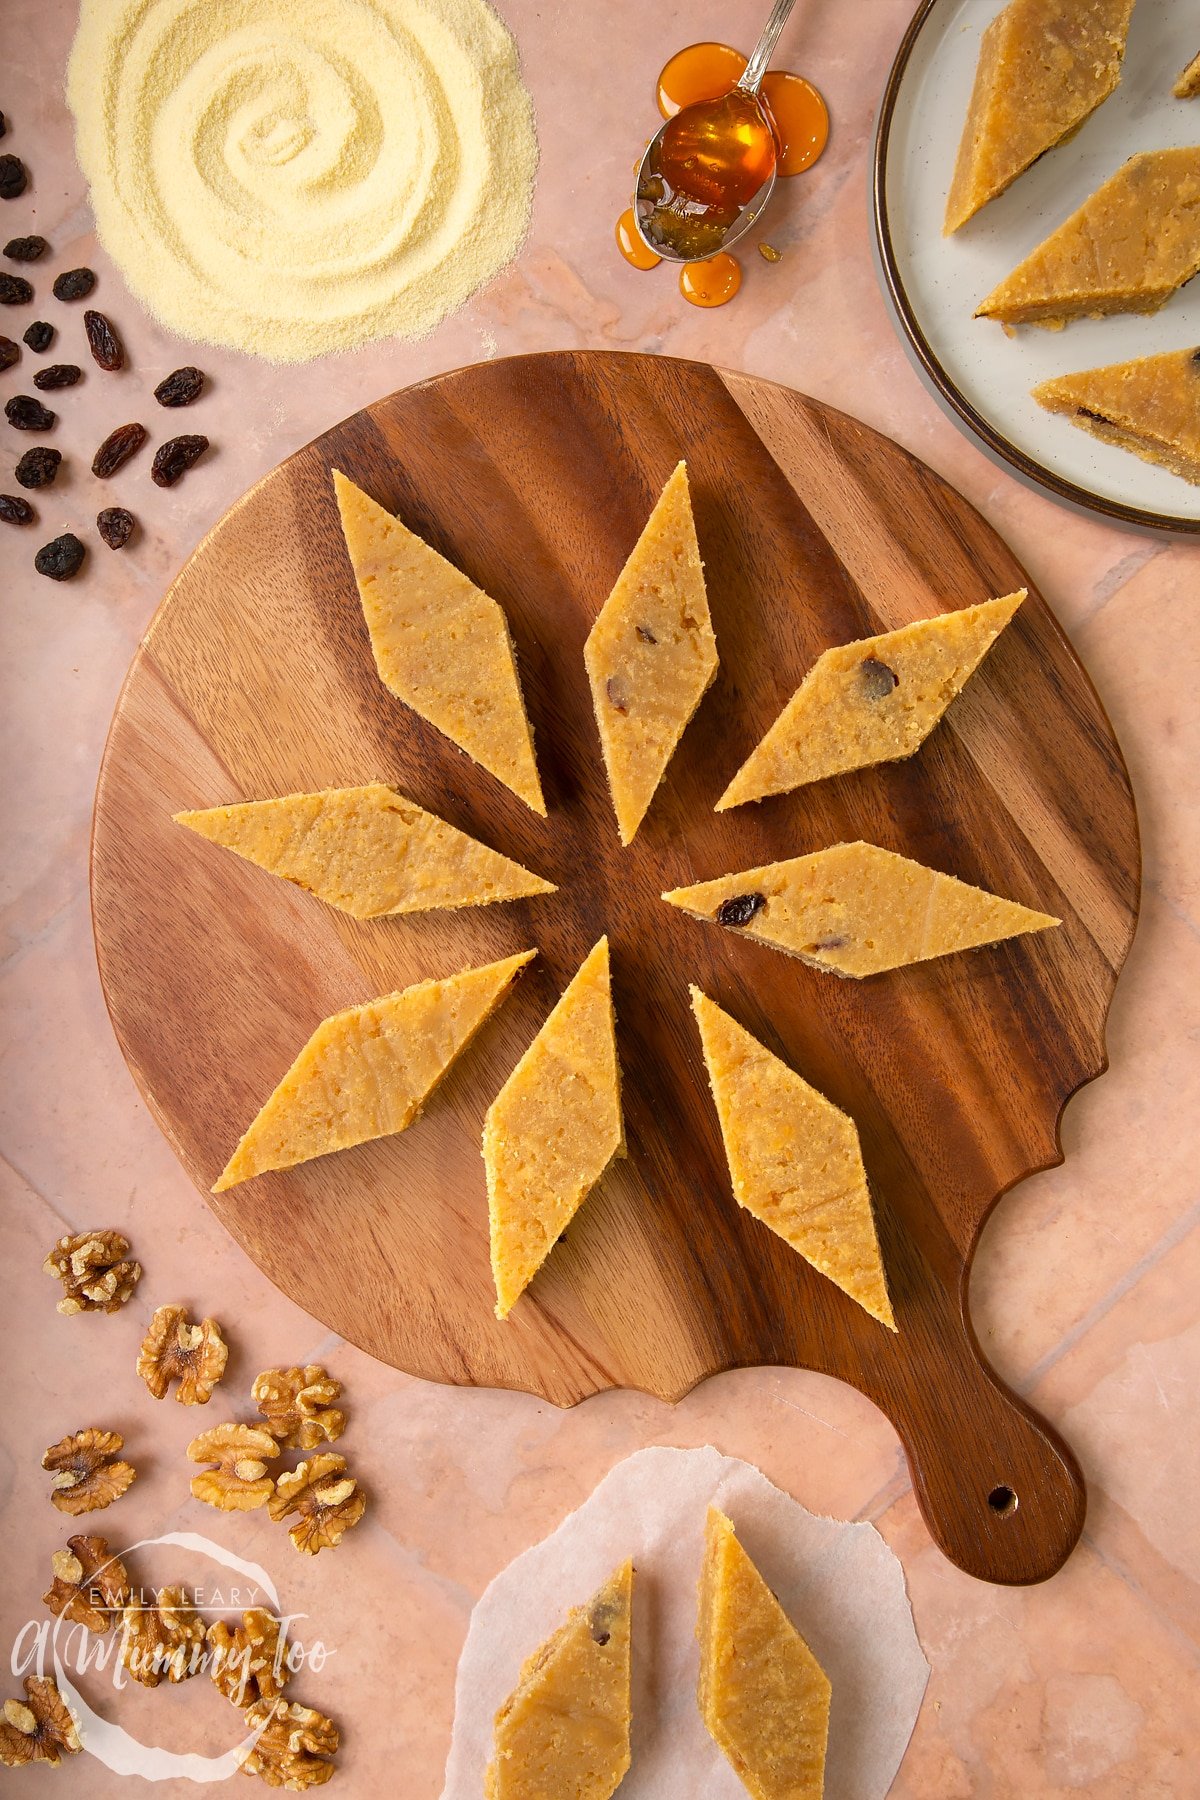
[252,1366,345,1450]
[238,1698,339,1790]
[43,1535,130,1634]
[0,1678,81,1768]
[138,1304,228,1404]
[269,1453,366,1555]
[208,1609,290,1708]
[120,1586,206,1687]
[43,1428,137,1515]
[188,1423,279,1511]
[44,1228,142,1314]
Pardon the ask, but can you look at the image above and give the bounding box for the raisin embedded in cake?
[1033,347,1200,487]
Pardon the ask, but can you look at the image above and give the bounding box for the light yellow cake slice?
[1175,53,1200,98]
[716,592,1024,809]
[976,148,1200,327]
[333,470,545,815]
[584,462,718,844]
[484,938,623,1318]
[691,990,895,1329]
[663,842,1059,978]
[945,0,1134,234]
[485,1561,633,1800]
[1032,347,1200,485]
[214,952,534,1191]
[698,1508,831,1800]
[175,783,555,918]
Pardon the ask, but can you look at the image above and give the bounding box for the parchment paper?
[441,1445,929,1798]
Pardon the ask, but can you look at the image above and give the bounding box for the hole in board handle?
[987,1484,1018,1518]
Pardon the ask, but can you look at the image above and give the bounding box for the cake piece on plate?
[1175,52,1200,98]
[484,938,623,1319]
[175,783,555,918]
[716,592,1024,809]
[698,1508,831,1800]
[1033,346,1200,486]
[944,0,1134,234]
[976,148,1200,327]
[333,470,545,815]
[584,462,718,844]
[691,989,895,1328]
[485,1560,633,1800]
[663,842,1059,977]
[214,951,533,1191]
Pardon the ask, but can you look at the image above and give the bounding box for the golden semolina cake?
[176,783,555,918]
[334,470,545,814]
[584,462,718,844]
[664,843,1059,978]
[691,989,895,1329]
[716,592,1024,809]
[698,1508,831,1800]
[214,952,533,1191]
[485,1561,633,1800]
[1175,53,1200,99]
[1032,347,1200,486]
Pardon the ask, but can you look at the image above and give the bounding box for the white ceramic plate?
[874,0,1200,533]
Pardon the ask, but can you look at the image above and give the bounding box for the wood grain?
[91,352,1140,1585]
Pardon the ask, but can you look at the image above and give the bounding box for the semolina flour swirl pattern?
[67,0,537,361]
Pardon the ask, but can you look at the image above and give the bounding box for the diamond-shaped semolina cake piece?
[484,938,623,1319]
[664,843,1059,978]
[698,1508,831,1800]
[1032,348,1200,486]
[944,0,1134,234]
[485,1561,633,1800]
[214,951,534,1191]
[716,592,1024,809]
[584,462,718,844]
[333,471,545,815]
[976,149,1200,328]
[691,989,895,1329]
[1175,53,1200,99]
[175,783,556,919]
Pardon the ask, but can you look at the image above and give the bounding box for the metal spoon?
[634,0,799,262]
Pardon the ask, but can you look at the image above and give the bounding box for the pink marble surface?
[1,0,1198,1792]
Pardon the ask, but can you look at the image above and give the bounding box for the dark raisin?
[1191,347,1200,366]
[6,393,55,431]
[605,675,628,713]
[1076,407,1108,423]
[0,272,33,304]
[53,267,95,302]
[96,505,136,549]
[591,1631,610,1646]
[859,656,898,699]
[14,445,60,488]
[811,935,847,952]
[0,491,35,525]
[34,532,85,580]
[154,365,205,407]
[91,421,147,478]
[23,320,53,352]
[0,155,28,200]
[715,892,767,928]
[635,624,657,643]
[32,363,81,390]
[151,433,209,487]
[0,334,17,370]
[4,234,48,262]
[84,310,124,371]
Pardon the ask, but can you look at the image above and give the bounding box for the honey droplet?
[615,207,661,270]
[657,42,747,118]
[680,253,742,308]
[761,73,829,175]
[758,242,782,263]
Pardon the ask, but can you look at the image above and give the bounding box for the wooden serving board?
[92,352,1139,1586]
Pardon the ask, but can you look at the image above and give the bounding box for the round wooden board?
[92,352,1139,1585]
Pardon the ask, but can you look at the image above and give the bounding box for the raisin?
[15,445,61,488]
[4,234,48,261]
[84,309,124,371]
[0,491,35,525]
[859,656,898,699]
[605,675,629,713]
[591,1630,610,1646]
[91,421,147,477]
[635,624,657,643]
[1076,407,1108,423]
[715,892,767,928]
[23,319,52,352]
[0,155,28,200]
[810,935,847,952]
[151,433,209,487]
[32,363,81,390]
[53,268,96,302]
[35,532,85,580]
[0,272,33,304]
[0,334,17,371]
[154,365,205,407]
[6,393,55,431]
[97,505,136,549]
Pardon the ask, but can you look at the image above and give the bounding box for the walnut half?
[43,1534,130,1633]
[44,1228,142,1314]
[0,1678,81,1767]
[42,1428,137,1515]
[208,1609,290,1708]
[252,1366,345,1450]
[138,1304,228,1405]
[238,1698,338,1790]
[120,1585,206,1687]
[188,1423,279,1511]
[269,1453,366,1555]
